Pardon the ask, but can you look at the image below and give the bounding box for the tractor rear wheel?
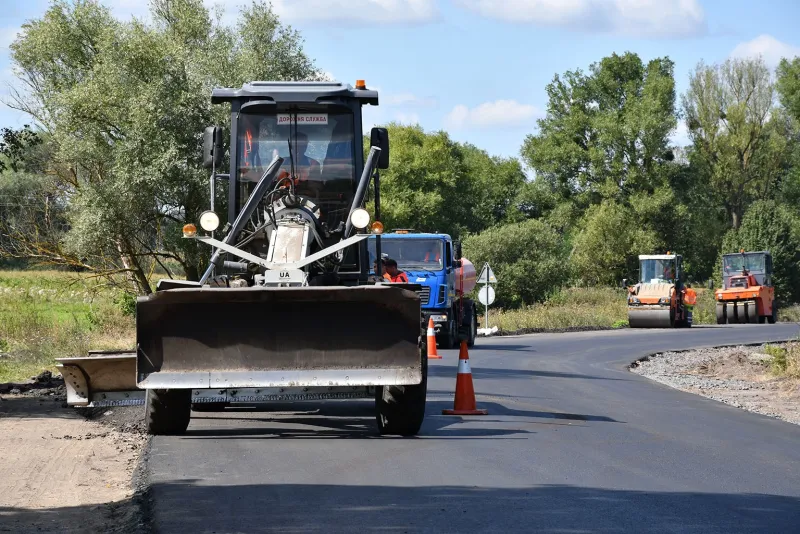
[146,389,191,435]
[375,339,427,436]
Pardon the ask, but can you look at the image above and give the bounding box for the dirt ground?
[0,374,148,533]
[630,343,800,425]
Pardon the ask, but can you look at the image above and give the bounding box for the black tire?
[146,389,191,435]
[768,301,777,324]
[467,308,477,348]
[375,340,427,436]
[716,302,726,325]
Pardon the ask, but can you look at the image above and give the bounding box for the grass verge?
[0,270,134,383]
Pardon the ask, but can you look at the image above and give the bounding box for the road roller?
[715,250,776,324]
[627,253,691,328]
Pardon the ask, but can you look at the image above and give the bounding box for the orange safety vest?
[684,288,697,306]
[385,272,408,283]
[424,251,440,262]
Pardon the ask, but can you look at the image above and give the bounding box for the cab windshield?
[368,238,444,271]
[723,254,765,274]
[237,111,356,228]
[640,259,677,283]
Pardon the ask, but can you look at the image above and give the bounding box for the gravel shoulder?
[630,343,800,425]
[0,373,149,533]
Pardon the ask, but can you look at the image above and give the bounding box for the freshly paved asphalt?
[147,324,800,533]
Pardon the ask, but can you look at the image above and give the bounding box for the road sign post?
[477,263,497,335]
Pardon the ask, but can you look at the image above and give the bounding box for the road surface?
[146,324,800,533]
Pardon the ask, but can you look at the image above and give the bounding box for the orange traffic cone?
[427,317,441,360]
[442,340,487,415]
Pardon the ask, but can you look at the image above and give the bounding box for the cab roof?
[639,254,679,260]
[211,81,379,106]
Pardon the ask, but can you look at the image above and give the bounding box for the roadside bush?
[463,218,568,308]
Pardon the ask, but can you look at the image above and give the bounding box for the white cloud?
[383,93,437,108]
[269,0,439,25]
[394,112,421,125]
[453,0,706,38]
[444,100,541,130]
[730,35,800,68]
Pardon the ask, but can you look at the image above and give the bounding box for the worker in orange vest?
[383,258,408,283]
[683,283,697,325]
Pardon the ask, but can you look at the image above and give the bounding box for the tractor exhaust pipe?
[199,156,284,284]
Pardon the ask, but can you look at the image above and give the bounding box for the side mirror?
[621,278,628,289]
[203,126,223,169]
[453,241,463,260]
[707,279,714,290]
[370,127,390,169]
[453,259,463,268]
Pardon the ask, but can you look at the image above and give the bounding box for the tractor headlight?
[199,210,220,232]
[350,208,371,230]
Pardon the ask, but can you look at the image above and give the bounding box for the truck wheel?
[768,302,777,324]
[467,310,477,348]
[146,389,191,435]
[375,342,427,436]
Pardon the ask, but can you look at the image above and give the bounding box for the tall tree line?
[1,1,799,305]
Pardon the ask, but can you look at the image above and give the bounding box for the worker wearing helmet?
[683,283,697,325]
[383,258,408,283]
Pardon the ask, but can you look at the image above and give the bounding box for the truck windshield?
[368,238,444,271]
[640,259,676,283]
[723,254,765,274]
[236,111,356,228]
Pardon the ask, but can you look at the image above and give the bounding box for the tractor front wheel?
[375,340,427,436]
[146,389,191,435]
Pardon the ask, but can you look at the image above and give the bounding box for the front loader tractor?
[627,253,691,328]
[715,250,776,324]
[57,80,428,436]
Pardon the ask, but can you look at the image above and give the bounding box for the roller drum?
[628,307,673,328]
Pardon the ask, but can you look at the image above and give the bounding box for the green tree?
[521,52,677,215]
[462,219,568,308]
[8,0,321,293]
[682,57,790,230]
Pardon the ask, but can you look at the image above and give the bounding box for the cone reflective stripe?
[427,317,441,359]
[442,341,487,415]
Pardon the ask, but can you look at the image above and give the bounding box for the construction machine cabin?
[715,251,776,324]
[57,81,429,437]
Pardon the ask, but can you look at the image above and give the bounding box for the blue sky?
[2,0,800,160]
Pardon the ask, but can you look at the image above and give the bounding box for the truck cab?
[367,231,477,348]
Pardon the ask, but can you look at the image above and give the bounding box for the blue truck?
[368,231,478,348]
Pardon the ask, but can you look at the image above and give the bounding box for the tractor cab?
[637,254,683,286]
[722,251,772,289]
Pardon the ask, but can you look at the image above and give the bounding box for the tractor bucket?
[628,307,673,328]
[716,300,758,324]
[134,285,423,389]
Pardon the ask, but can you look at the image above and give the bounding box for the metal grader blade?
[628,307,673,328]
[134,285,423,389]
